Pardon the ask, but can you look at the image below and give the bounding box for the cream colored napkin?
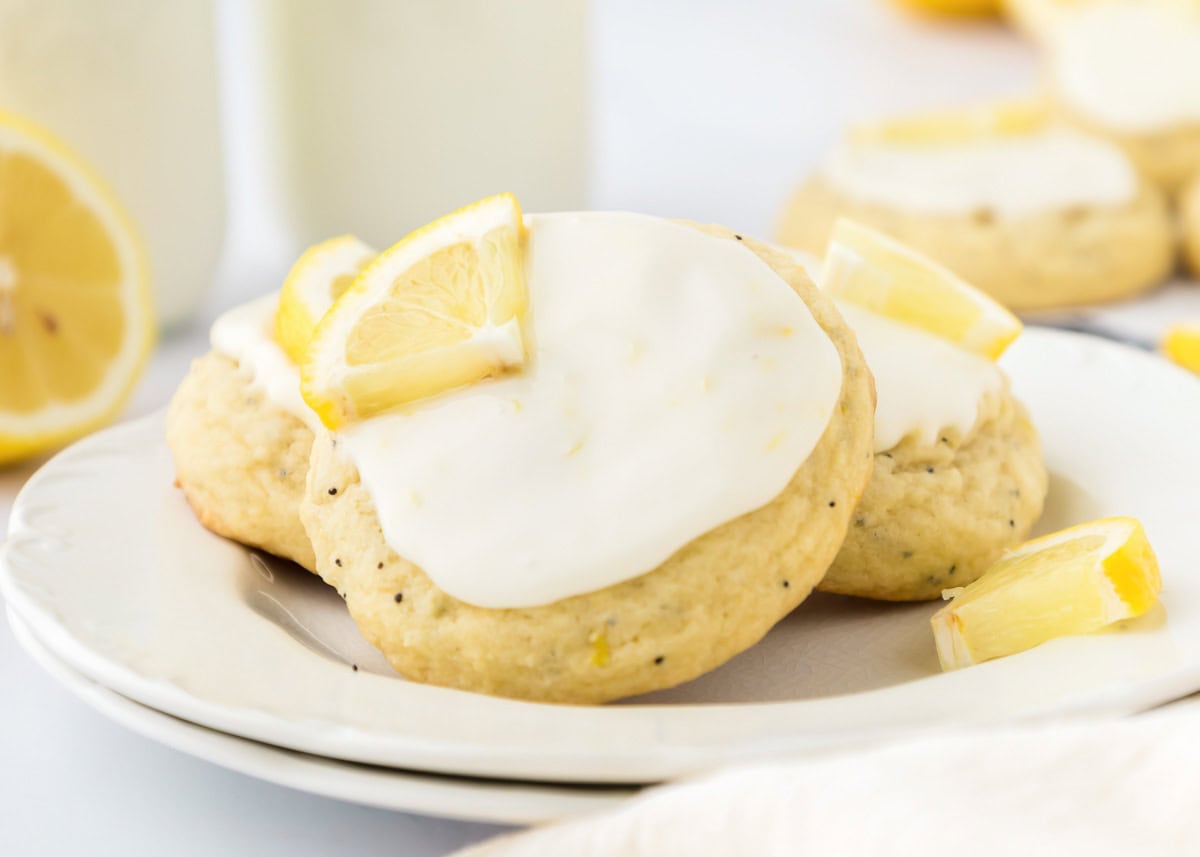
[456,701,1200,856]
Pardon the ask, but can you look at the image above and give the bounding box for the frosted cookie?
[299,206,875,704]
[778,108,1173,310]
[821,305,1046,601]
[167,236,374,571]
[785,240,1047,602]
[1182,174,1200,276]
[1046,1,1200,193]
[167,298,320,570]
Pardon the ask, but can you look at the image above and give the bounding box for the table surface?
[5,2,1187,855]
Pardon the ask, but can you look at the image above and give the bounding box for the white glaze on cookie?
[210,297,320,432]
[822,128,1136,218]
[784,250,1004,452]
[339,213,844,608]
[1052,1,1200,132]
[837,303,1003,452]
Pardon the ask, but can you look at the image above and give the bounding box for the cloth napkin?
[456,700,1200,856]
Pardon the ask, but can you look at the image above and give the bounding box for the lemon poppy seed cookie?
[778,113,1173,310]
[785,244,1047,602]
[822,383,1046,602]
[167,237,374,571]
[167,298,319,570]
[1046,1,1200,194]
[299,213,875,704]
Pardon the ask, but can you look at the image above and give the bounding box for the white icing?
[209,296,321,433]
[837,303,1003,452]
[782,250,1003,452]
[1051,2,1200,132]
[341,212,844,609]
[823,128,1137,218]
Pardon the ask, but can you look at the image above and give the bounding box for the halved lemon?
[1161,323,1200,376]
[892,0,1002,18]
[849,97,1049,146]
[275,235,375,364]
[301,193,529,428]
[931,517,1162,671]
[821,218,1022,360]
[0,111,152,465]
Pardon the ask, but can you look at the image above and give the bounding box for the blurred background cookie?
[777,102,1173,310]
[1044,0,1200,194]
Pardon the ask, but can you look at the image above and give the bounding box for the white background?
[1,2,1043,855]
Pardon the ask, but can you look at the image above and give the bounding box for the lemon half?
[893,0,1002,18]
[0,111,152,465]
[301,193,529,428]
[931,517,1162,670]
[821,218,1022,360]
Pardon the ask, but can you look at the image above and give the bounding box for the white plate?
[5,607,634,824]
[4,329,1200,784]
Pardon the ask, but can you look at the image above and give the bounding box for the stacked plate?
[5,328,1200,825]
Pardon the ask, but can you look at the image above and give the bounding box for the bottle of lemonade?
[257,0,588,250]
[0,0,226,328]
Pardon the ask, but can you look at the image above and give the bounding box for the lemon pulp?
[821,218,1022,360]
[931,517,1162,670]
[301,193,528,428]
[0,111,152,464]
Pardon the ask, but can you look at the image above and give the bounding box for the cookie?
[779,172,1172,310]
[299,231,876,704]
[166,351,316,571]
[1046,1,1200,193]
[821,388,1047,602]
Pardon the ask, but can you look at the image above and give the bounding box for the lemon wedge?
[0,111,153,465]
[821,218,1023,360]
[275,235,375,363]
[931,517,1162,671]
[301,193,529,428]
[850,98,1049,146]
[1161,323,1200,376]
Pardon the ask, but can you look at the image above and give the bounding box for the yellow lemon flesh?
[301,193,529,428]
[850,97,1049,147]
[0,111,152,465]
[275,235,376,364]
[931,517,1162,670]
[821,218,1023,360]
[1161,324,1200,376]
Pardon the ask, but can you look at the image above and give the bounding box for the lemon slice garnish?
[0,111,153,465]
[821,218,1022,360]
[301,193,529,428]
[849,97,1049,146]
[931,517,1162,671]
[275,235,375,364]
[1162,323,1200,376]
